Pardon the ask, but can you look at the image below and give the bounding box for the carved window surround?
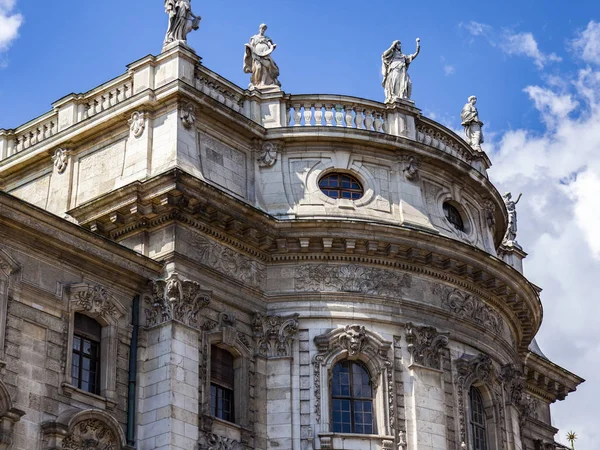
[0,380,25,450]
[62,283,127,406]
[313,325,395,441]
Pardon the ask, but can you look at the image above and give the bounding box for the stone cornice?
[523,351,584,403]
[67,169,542,352]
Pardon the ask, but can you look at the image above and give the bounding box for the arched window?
[72,313,102,395]
[331,361,374,434]
[319,173,364,200]
[210,345,235,422]
[469,386,488,450]
[443,202,465,232]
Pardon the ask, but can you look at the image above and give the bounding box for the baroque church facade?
[0,6,583,450]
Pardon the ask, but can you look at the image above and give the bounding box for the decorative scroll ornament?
[70,284,124,320]
[62,419,118,450]
[500,364,525,406]
[52,148,70,174]
[198,431,244,450]
[405,323,449,370]
[253,313,299,357]
[434,285,502,334]
[128,111,145,138]
[399,154,420,181]
[145,273,211,329]
[455,354,497,447]
[257,141,279,168]
[313,326,392,424]
[180,103,196,129]
[339,324,367,357]
[295,264,411,297]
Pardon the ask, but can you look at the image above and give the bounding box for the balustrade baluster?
[365,110,374,130]
[102,94,110,111]
[355,109,365,129]
[374,112,383,132]
[345,106,354,128]
[324,104,334,126]
[314,103,323,126]
[334,105,344,127]
[303,104,313,126]
[293,104,302,126]
[15,137,22,153]
[125,82,132,99]
[110,90,117,107]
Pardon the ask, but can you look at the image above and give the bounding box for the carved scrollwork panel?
[405,323,449,370]
[62,418,119,450]
[198,432,244,450]
[253,313,299,358]
[257,141,280,168]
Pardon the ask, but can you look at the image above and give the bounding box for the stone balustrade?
[0,112,58,159]
[83,75,134,120]
[195,74,244,115]
[416,117,476,165]
[286,95,390,132]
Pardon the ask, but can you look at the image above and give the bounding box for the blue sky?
[2,1,600,448]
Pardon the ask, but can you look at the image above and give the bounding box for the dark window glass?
[469,386,488,450]
[331,361,375,434]
[210,346,235,423]
[72,313,101,395]
[443,202,465,231]
[319,174,363,200]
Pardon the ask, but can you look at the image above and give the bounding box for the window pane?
[331,361,374,435]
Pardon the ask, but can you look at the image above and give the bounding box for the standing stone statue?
[382,38,421,103]
[461,96,484,151]
[243,24,281,91]
[163,0,201,50]
[503,192,522,244]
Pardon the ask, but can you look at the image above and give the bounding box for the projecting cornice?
[524,351,584,403]
[67,169,542,352]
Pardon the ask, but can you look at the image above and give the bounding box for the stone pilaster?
[498,243,528,275]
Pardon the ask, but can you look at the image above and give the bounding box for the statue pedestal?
[498,242,527,274]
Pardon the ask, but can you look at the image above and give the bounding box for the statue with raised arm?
[502,192,522,244]
[461,96,484,151]
[243,24,281,91]
[163,0,201,50]
[382,38,421,103]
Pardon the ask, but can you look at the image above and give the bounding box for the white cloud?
[572,20,600,65]
[0,0,22,53]
[500,31,562,69]
[460,20,492,37]
[443,65,455,76]
[487,51,600,447]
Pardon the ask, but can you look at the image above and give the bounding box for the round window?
[443,202,465,232]
[319,173,364,200]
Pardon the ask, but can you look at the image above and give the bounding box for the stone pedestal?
[498,242,528,275]
[138,321,200,450]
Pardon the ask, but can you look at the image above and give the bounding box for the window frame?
[71,314,102,396]
[443,202,466,232]
[468,386,489,450]
[210,345,235,423]
[330,360,376,435]
[319,173,364,201]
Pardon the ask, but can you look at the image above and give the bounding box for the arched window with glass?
[331,361,375,434]
[210,345,235,423]
[72,313,102,395]
[469,386,488,450]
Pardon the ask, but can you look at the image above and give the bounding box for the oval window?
[319,173,364,200]
[443,202,465,232]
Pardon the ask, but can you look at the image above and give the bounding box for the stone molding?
[405,323,449,370]
[295,264,411,297]
[145,273,211,329]
[253,313,299,358]
[41,409,129,450]
[198,431,244,450]
[313,325,393,435]
[434,284,503,334]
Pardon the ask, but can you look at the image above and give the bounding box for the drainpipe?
[127,295,140,447]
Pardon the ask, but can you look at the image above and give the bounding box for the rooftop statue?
[243,24,281,91]
[382,38,421,103]
[163,0,201,50]
[461,96,484,151]
[502,192,522,245]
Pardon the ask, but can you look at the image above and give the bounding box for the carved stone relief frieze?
[198,431,244,450]
[52,148,70,174]
[189,235,266,289]
[433,285,503,334]
[257,141,280,168]
[128,111,145,138]
[253,313,299,358]
[61,418,118,449]
[145,273,211,329]
[405,323,449,370]
[295,264,411,297]
[69,284,125,321]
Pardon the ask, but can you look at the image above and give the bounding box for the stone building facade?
[0,33,583,450]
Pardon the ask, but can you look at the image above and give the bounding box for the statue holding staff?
[382,38,421,103]
[243,24,281,90]
[502,192,522,244]
[461,96,484,151]
[163,0,201,50]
